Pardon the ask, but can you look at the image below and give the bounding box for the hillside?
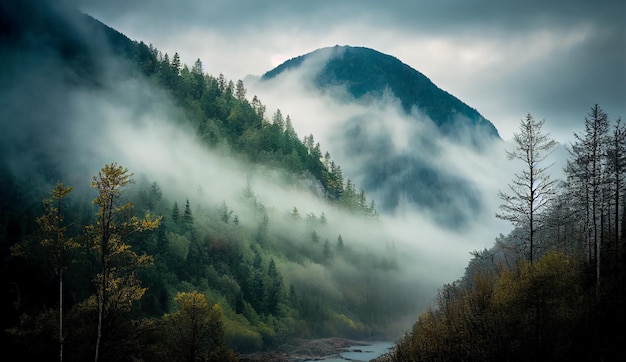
[0,1,425,360]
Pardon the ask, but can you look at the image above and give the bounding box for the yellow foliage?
[174,290,210,315]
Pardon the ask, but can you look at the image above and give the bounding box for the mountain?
[258,46,499,227]
[262,45,500,140]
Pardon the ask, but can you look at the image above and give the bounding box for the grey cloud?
[76,0,624,143]
[78,0,622,34]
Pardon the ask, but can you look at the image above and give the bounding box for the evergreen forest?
[0,10,401,362]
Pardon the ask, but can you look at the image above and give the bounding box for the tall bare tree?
[607,118,625,268]
[566,105,610,295]
[497,114,558,264]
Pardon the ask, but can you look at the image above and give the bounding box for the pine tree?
[250,95,266,121]
[172,202,180,222]
[191,58,203,75]
[217,73,226,92]
[311,230,320,243]
[171,52,181,75]
[285,115,297,139]
[183,198,193,231]
[272,109,285,131]
[323,239,332,261]
[265,259,283,315]
[235,79,246,102]
[337,234,344,249]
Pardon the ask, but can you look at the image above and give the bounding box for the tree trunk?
[95,296,102,362]
[59,268,63,362]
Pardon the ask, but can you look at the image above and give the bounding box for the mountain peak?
[262,45,500,140]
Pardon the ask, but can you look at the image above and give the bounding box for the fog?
[248,50,516,260]
[2,0,574,339]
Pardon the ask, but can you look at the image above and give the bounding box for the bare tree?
[497,114,558,264]
[607,118,625,268]
[566,105,610,295]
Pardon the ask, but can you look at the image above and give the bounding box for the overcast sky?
[76,0,625,143]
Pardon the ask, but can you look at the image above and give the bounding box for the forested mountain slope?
[0,1,422,360]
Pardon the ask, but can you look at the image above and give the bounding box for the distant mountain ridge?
[262,45,500,139]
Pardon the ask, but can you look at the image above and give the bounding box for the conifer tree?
[183,198,193,231]
[265,259,283,315]
[191,58,203,75]
[337,234,344,249]
[323,239,332,261]
[272,109,285,130]
[251,95,266,120]
[235,79,246,102]
[172,201,180,222]
[171,52,181,75]
[285,115,297,139]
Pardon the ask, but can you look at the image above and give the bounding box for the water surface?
[307,341,393,361]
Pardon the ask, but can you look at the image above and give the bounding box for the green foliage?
[122,41,377,213]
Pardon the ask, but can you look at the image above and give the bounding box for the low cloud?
[247,53,520,290]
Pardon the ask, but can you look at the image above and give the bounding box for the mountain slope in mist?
[262,45,500,139]
[255,46,502,227]
[2,2,445,356]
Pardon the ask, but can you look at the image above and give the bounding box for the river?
[303,341,394,361]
